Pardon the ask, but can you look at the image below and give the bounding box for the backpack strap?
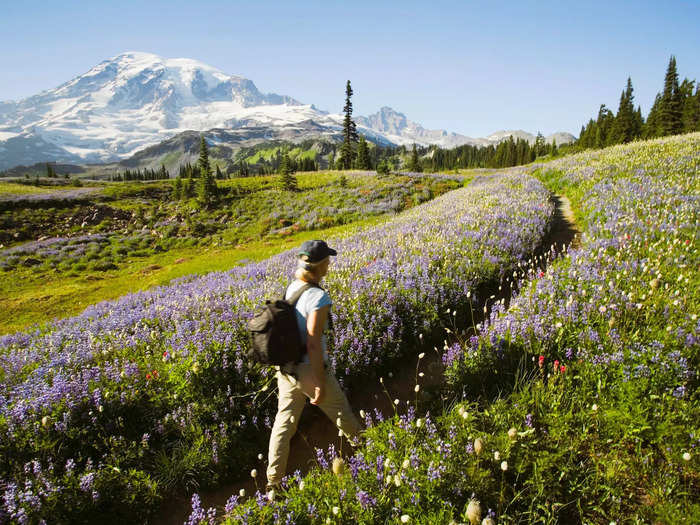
[286,282,316,306]
[285,282,335,332]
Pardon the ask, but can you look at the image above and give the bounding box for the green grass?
[0,181,82,196]
[1,170,463,335]
[0,214,388,335]
[245,146,280,164]
[288,146,317,161]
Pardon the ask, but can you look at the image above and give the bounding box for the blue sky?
[1,0,698,137]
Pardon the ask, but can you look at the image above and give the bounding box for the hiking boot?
[265,483,283,502]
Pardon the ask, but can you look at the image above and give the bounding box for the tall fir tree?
[633,106,644,138]
[659,55,683,136]
[279,152,298,191]
[195,137,217,208]
[356,135,371,170]
[550,138,558,157]
[173,176,183,200]
[182,177,192,198]
[533,132,547,157]
[610,77,638,144]
[196,165,218,208]
[409,143,422,172]
[594,105,615,147]
[338,80,358,169]
[680,80,700,132]
[644,93,663,138]
[198,135,211,177]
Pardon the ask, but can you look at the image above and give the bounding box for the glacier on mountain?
[0,52,575,170]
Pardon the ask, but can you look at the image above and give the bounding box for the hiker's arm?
[307,305,328,405]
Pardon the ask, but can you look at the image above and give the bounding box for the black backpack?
[247,283,319,366]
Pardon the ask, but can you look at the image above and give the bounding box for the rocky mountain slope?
[0,52,575,171]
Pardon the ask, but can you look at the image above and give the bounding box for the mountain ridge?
[0,52,575,171]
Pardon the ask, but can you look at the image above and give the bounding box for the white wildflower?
[466,498,482,524]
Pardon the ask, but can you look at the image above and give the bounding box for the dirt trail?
[154,194,580,525]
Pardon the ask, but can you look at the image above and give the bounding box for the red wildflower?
[553,360,560,372]
[152,369,159,378]
[560,365,567,373]
[538,355,545,368]
[146,373,152,381]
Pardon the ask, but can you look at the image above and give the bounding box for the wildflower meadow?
[0,172,553,523]
[212,133,699,524]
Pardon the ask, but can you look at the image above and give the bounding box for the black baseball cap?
[298,240,337,262]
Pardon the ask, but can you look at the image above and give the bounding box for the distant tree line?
[575,55,700,150]
[423,134,560,171]
[109,165,170,182]
[177,161,226,180]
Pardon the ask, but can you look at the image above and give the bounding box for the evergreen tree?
[279,153,298,191]
[644,93,663,138]
[173,176,183,200]
[196,164,218,208]
[633,106,644,138]
[46,163,54,178]
[594,105,615,147]
[338,80,358,169]
[659,55,683,136]
[408,143,422,172]
[550,138,558,157]
[356,135,371,170]
[376,159,390,175]
[216,165,223,179]
[610,77,638,144]
[198,135,211,177]
[681,80,700,132]
[533,132,547,157]
[160,164,168,180]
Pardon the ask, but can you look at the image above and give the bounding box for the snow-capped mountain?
[0,52,575,170]
[356,106,488,148]
[0,52,339,168]
[356,107,575,148]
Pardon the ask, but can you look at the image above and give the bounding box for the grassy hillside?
[0,168,549,524]
[0,171,462,334]
[215,132,700,524]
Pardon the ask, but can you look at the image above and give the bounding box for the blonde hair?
[294,255,329,282]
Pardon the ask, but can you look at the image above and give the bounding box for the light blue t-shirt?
[285,279,332,364]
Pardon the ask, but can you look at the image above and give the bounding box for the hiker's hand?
[310,385,324,405]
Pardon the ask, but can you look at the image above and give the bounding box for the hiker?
[266,240,361,491]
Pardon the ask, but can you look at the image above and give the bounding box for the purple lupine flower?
[356,490,376,508]
[185,493,205,525]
